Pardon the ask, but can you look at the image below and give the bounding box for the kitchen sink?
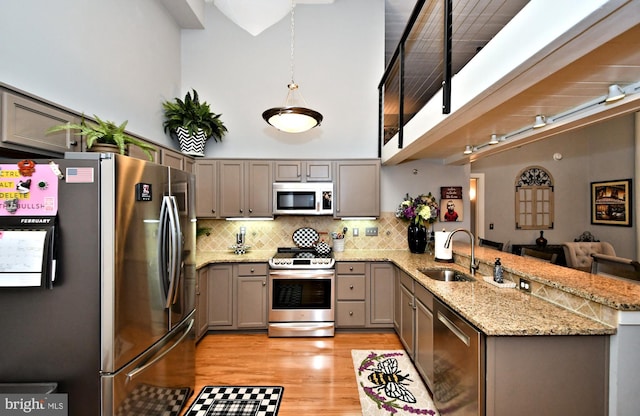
[419,268,475,282]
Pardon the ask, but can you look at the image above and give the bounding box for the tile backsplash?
[196,212,414,252]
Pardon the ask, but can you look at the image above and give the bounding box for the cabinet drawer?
[336,262,366,275]
[336,275,365,300]
[237,263,267,276]
[400,271,415,292]
[415,284,433,311]
[336,301,365,327]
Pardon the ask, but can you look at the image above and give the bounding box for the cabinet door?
[161,147,184,170]
[195,268,209,341]
[334,160,380,217]
[194,160,218,218]
[219,160,245,217]
[184,157,195,174]
[206,264,234,327]
[305,161,332,181]
[1,91,82,155]
[247,160,273,217]
[274,161,302,181]
[128,140,159,163]
[236,276,268,328]
[399,280,415,358]
[368,263,394,327]
[415,286,434,389]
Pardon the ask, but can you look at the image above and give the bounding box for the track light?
[463,145,473,155]
[533,115,546,128]
[605,84,625,102]
[489,134,499,145]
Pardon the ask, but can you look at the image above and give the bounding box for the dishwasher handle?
[437,310,470,347]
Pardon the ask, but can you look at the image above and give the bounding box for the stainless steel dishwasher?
[433,299,485,416]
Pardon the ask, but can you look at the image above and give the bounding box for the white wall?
[0,0,182,146]
[472,114,636,258]
[180,0,384,159]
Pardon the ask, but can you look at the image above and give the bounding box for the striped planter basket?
[175,126,207,157]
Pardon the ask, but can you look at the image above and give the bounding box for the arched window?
[515,166,554,229]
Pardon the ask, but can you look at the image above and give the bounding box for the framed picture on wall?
[591,179,632,227]
[440,186,463,222]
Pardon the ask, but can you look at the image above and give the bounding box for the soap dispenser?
[493,258,503,283]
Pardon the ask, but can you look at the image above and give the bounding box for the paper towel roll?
[435,231,453,262]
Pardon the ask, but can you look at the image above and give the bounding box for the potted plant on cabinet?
[162,89,227,157]
[48,115,157,160]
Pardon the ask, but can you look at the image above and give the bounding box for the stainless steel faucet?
[444,228,480,275]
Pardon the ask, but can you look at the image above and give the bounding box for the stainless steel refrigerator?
[0,153,196,415]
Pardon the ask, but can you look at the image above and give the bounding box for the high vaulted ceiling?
[382,0,640,165]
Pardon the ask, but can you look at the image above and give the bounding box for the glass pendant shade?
[263,106,323,133]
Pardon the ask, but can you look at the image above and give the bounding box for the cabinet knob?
[349,285,354,290]
[249,208,253,213]
[211,209,215,213]
[250,268,255,273]
[349,266,353,271]
[349,311,354,316]
[262,281,266,286]
[239,209,243,213]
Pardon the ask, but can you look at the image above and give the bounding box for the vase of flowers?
[396,193,439,253]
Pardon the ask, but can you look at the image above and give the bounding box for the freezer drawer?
[101,313,195,415]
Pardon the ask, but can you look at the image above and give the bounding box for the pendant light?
[262,0,323,133]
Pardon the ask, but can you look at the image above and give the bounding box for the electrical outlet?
[353,228,359,237]
[489,223,494,230]
[365,227,378,236]
[519,278,531,292]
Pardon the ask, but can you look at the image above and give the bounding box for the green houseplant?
[162,89,227,156]
[48,115,156,160]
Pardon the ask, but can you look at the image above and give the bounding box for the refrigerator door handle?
[124,317,194,383]
[158,196,172,306]
[165,195,183,307]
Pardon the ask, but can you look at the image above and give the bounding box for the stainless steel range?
[268,247,335,337]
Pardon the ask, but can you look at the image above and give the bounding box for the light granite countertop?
[195,245,633,336]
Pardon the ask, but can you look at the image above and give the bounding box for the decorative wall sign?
[440,186,463,222]
[591,179,632,226]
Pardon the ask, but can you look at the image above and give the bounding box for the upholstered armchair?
[562,242,616,272]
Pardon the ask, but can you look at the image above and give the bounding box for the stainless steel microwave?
[273,182,333,215]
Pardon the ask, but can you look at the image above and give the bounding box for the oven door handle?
[268,269,335,278]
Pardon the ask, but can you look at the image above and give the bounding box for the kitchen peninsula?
[197,245,640,415]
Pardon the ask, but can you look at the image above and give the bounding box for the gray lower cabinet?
[206,264,234,328]
[205,263,268,331]
[336,262,366,328]
[367,262,395,327]
[236,264,268,328]
[395,269,415,358]
[195,267,209,341]
[414,283,434,390]
[335,261,395,329]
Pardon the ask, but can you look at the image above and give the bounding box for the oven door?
[268,269,335,336]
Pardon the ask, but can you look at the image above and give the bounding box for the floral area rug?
[352,350,439,416]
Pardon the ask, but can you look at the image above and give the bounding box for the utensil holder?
[333,238,344,252]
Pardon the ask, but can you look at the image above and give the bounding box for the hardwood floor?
[184,331,403,415]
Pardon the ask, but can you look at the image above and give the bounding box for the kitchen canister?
[333,238,345,252]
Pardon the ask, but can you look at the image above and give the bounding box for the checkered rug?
[116,383,191,416]
[184,386,284,416]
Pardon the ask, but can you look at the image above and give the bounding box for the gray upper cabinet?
[1,90,82,156]
[219,160,273,218]
[334,160,380,218]
[194,159,218,218]
[274,160,332,182]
